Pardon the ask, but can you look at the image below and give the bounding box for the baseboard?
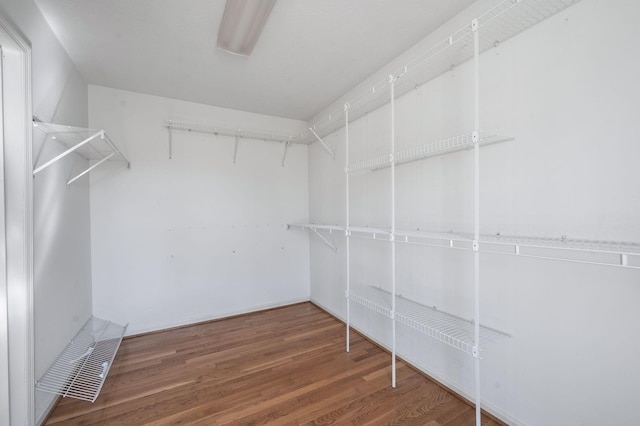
[35,393,59,426]
[309,298,523,426]
[125,297,310,338]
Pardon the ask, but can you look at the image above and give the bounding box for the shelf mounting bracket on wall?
[309,127,336,159]
[310,227,337,252]
[233,135,239,164]
[281,140,290,167]
[287,224,339,253]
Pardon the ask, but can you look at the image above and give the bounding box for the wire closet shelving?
[36,317,127,402]
[163,119,302,166]
[284,1,640,425]
[33,121,130,186]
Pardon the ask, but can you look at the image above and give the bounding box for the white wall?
[308,1,640,425]
[88,86,310,335]
[0,0,91,423]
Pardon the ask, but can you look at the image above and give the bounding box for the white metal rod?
[309,127,336,159]
[390,75,397,389]
[472,18,481,426]
[345,103,351,353]
[168,127,173,159]
[66,153,116,186]
[33,130,103,175]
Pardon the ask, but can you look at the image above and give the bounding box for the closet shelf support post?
[345,102,351,353]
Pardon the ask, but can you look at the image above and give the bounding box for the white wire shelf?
[395,293,509,356]
[33,121,130,186]
[349,284,393,319]
[289,224,640,269]
[346,133,513,173]
[348,285,509,356]
[478,233,640,268]
[165,120,296,144]
[298,0,581,144]
[36,317,127,402]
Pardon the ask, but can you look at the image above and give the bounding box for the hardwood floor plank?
[45,303,505,425]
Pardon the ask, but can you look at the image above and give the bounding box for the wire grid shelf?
[395,295,509,356]
[36,317,127,402]
[33,122,128,164]
[395,229,474,250]
[165,120,296,144]
[348,285,509,355]
[288,224,640,268]
[298,0,581,144]
[349,284,393,318]
[346,133,513,173]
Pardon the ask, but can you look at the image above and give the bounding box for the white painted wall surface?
[0,0,91,423]
[89,86,310,336]
[308,1,640,425]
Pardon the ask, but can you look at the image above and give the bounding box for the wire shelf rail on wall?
[292,224,640,269]
[164,119,301,165]
[296,0,582,144]
[36,317,127,402]
[33,121,130,186]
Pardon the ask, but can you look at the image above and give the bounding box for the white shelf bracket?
[281,141,290,167]
[309,128,336,159]
[33,130,103,176]
[168,125,173,159]
[311,227,337,253]
[233,135,239,164]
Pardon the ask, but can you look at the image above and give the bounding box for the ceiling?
[36,0,477,121]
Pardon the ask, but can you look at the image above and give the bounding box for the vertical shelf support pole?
[472,18,482,426]
[390,74,397,389]
[345,103,351,353]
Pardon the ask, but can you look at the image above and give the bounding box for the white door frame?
[0,12,34,426]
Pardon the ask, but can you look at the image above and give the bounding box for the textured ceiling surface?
[36,0,477,120]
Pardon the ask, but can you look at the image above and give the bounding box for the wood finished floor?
[46,303,503,425]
